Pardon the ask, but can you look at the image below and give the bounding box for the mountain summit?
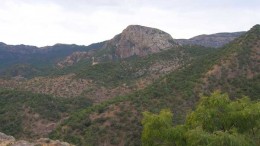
[103,25,178,58]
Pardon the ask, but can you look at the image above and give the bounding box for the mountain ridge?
[175,31,245,48]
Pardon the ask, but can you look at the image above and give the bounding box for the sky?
[0,0,259,47]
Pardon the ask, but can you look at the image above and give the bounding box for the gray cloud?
[0,0,259,46]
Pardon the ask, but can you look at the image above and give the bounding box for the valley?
[0,24,259,146]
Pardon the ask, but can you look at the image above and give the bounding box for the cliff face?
[103,25,178,58]
[175,32,245,48]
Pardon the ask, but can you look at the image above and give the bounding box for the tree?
[141,91,260,146]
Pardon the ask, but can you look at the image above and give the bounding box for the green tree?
[141,92,260,146]
[142,109,186,146]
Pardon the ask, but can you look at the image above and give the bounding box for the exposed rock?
[175,32,245,48]
[0,132,15,145]
[0,132,74,146]
[103,25,178,58]
[11,140,34,146]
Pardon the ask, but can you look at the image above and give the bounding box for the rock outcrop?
[0,132,74,146]
[0,132,15,146]
[103,25,178,58]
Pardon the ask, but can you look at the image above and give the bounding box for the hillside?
[0,89,92,139]
[0,46,189,103]
[49,25,259,146]
[200,25,260,99]
[0,25,190,103]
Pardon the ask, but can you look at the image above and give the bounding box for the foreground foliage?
[142,92,260,146]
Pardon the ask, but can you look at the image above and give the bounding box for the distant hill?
[0,42,104,78]
[175,31,245,48]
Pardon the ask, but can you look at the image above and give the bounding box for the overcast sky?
[0,0,259,47]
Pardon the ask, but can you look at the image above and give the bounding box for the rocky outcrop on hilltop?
[103,25,178,58]
[0,132,74,146]
[175,32,245,48]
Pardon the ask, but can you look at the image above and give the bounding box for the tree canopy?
[142,92,260,146]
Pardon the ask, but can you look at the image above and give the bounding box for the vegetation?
[0,25,259,146]
[48,45,224,145]
[142,92,260,146]
[0,89,92,138]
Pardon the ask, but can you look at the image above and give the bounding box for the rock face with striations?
[103,25,178,58]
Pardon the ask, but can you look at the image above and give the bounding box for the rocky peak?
[103,25,178,58]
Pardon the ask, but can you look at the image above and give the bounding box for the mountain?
[49,25,259,146]
[0,25,187,103]
[0,42,104,78]
[0,43,38,70]
[175,31,245,48]
[101,25,179,58]
[56,25,179,68]
[0,25,242,78]
[0,25,179,77]
[0,24,258,146]
[0,25,209,142]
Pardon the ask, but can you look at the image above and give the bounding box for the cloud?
[0,0,259,46]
